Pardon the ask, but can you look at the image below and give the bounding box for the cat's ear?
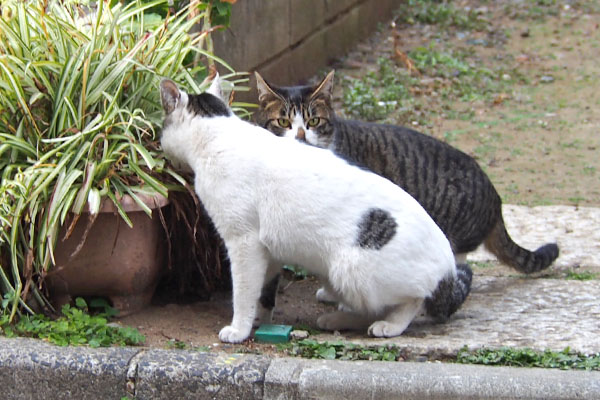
[160,79,181,114]
[255,71,283,105]
[310,70,335,101]
[206,73,224,100]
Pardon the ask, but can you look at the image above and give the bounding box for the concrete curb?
[1,337,599,399]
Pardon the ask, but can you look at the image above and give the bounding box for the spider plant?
[0,0,243,321]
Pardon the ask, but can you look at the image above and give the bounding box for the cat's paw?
[316,287,338,304]
[219,325,250,343]
[367,320,405,338]
[316,313,340,331]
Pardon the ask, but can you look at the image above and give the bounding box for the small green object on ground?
[255,324,293,343]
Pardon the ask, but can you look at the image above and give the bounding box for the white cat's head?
[159,76,232,171]
[160,76,231,121]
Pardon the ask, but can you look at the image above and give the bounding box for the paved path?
[470,205,600,271]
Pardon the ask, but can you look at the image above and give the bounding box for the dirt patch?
[118,0,600,351]
[330,1,599,207]
[118,277,334,352]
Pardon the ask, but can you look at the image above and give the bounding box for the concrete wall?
[212,0,400,101]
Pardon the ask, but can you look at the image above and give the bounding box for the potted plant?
[0,0,243,321]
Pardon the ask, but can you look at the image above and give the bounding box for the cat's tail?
[485,216,559,274]
[425,263,473,321]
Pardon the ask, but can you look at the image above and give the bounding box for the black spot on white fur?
[356,208,397,250]
[259,275,280,310]
[425,263,473,320]
[187,93,232,118]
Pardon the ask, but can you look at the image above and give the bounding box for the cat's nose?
[296,128,306,141]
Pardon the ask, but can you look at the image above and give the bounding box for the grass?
[0,297,145,347]
[341,42,523,125]
[279,339,404,361]
[277,339,600,371]
[456,346,600,371]
[166,338,188,350]
[395,0,487,30]
[341,58,416,123]
[164,338,212,352]
[470,260,497,269]
[565,270,598,281]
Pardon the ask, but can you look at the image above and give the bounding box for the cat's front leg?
[219,234,269,343]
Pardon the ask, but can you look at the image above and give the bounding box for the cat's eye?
[307,117,321,127]
[277,118,291,128]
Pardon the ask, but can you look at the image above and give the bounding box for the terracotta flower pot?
[47,193,169,316]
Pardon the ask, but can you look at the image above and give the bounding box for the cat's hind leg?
[316,310,372,332]
[254,260,282,327]
[219,234,270,343]
[368,298,423,338]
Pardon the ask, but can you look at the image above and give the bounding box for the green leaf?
[318,346,337,360]
[75,297,87,309]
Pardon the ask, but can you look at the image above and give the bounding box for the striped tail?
[484,216,559,274]
[425,263,473,321]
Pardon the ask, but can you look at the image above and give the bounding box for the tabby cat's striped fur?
[254,71,559,273]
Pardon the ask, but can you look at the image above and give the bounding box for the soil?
[118,0,600,351]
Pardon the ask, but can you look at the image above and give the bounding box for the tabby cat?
[159,77,472,342]
[254,70,559,273]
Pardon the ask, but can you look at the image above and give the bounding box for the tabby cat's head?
[254,71,336,148]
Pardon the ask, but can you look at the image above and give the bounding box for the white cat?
[159,77,471,343]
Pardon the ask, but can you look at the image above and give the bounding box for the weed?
[505,0,561,20]
[410,43,472,78]
[280,339,404,361]
[510,148,523,157]
[293,324,324,336]
[166,341,212,351]
[0,298,145,347]
[166,338,188,350]
[565,270,597,281]
[444,108,475,121]
[280,340,600,371]
[559,139,583,148]
[342,77,390,121]
[396,0,487,30]
[474,143,496,158]
[456,346,600,371]
[568,196,585,204]
[443,129,464,143]
[470,260,496,269]
[341,58,420,123]
[408,43,517,102]
[583,165,596,176]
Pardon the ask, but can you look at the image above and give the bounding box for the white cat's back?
[194,117,454,304]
